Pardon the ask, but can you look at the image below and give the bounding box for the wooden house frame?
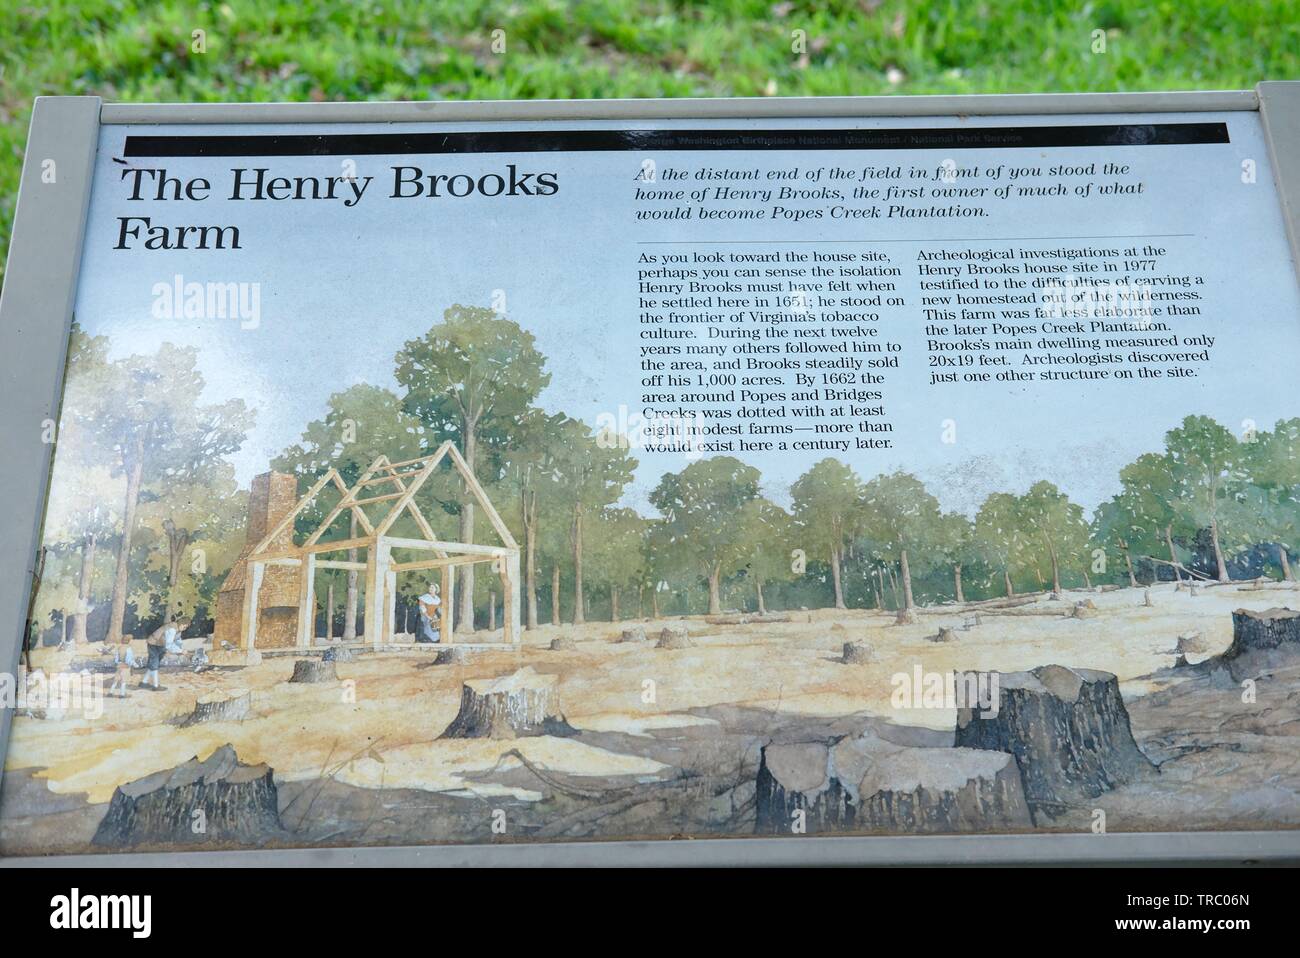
[238,441,520,651]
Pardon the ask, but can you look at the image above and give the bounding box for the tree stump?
[323,646,355,663]
[1175,631,1209,655]
[180,688,250,727]
[92,744,282,847]
[434,646,467,665]
[289,658,337,684]
[954,664,1154,813]
[618,626,647,643]
[894,608,917,625]
[755,732,1032,835]
[1220,607,1300,680]
[549,636,577,651]
[840,641,874,665]
[1143,589,1153,607]
[656,626,693,649]
[929,627,957,643]
[1071,602,1098,619]
[439,667,576,739]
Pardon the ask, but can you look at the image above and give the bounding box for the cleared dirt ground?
[3,580,1299,853]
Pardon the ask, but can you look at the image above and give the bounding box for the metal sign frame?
[2,84,1299,867]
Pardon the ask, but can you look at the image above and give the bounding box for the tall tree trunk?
[651,587,660,619]
[162,519,189,619]
[1165,525,1183,583]
[522,491,539,629]
[707,563,722,614]
[551,566,561,626]
[953,563,964,604]
[1123,546,1137,588]
[611,586,620,622]
[830,546,846,610]
[756,578,767,615]
[107,432,146,643]
[325,582,334,641]
[1209,516,1229,582]
[457,426,478,634]
[71,532,96,646]
[900,548,916,610]
[1082,567,1092,589]
[1049,545,1061,594]
[344,514,359,640]
[572,507,585,625]
[887,564,900,608]
[1279,544,1294,582]
[1004,568,1015,597]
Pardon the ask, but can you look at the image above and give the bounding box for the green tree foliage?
[790,458,862,610]
[1240,418,1300,580]
[395,305,550,632]
[136,463,247,622]
[650,456,760,614]
[587,507,648,621]
[65,331,253,641]
[1163,415,1248,582]
[736,497,793,615]
[974,492,1028,597]
[551,421,636,624]
[1017,481,1089,594]
[859,471,944,611]
[274,383,428,638]
[936,511,977,603]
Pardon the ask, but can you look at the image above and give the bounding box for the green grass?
[2,0,1298,280]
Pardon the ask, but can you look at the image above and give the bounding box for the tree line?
[31,307,1300,643]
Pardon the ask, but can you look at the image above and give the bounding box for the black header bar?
[123,123,1229,158]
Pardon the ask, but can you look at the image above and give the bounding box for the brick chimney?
[214,470,302,650]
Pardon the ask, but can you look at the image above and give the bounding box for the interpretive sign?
[2,86,1300,864]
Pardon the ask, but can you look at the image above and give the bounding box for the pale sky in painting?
[68,111,1300,515]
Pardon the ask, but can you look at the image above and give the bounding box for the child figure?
[108,633,135,699]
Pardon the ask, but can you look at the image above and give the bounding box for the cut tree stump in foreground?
[434,646,467,665]
[618,627,647,643]
[954,664,1154,812]
[180,688,250,727]
[439,667,576,739]
[1221,607,1300,680]
[656,626,693,649]
[841,641,874,665]
[894,609,918,625]
[754,732,1032,834]
[289,658,337,684]
[1175,631,1209,655]
[549,636,577,651]
[92,744,282,847]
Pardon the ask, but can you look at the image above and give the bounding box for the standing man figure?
[142,617,189,691]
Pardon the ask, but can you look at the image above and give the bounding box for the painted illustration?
[3,109,1300,855]
[3,300,1300,854]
